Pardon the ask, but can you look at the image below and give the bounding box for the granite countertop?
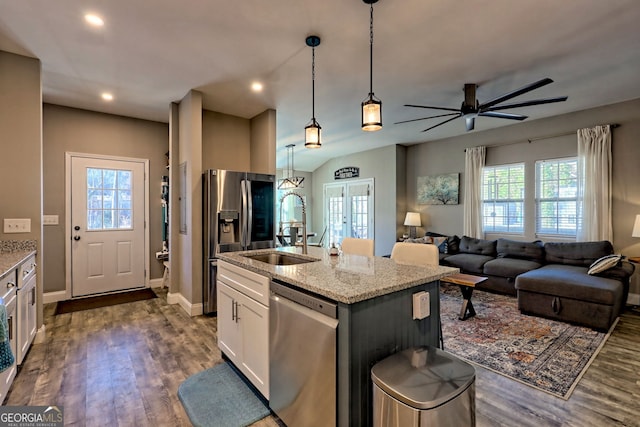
[217,246,458,304]
[0,250,36,281]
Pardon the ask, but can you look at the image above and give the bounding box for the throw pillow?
[587,254,622,275]
[432,237,447,253]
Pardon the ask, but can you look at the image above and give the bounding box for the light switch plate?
[4,218,31,233]
[43,215,59,225]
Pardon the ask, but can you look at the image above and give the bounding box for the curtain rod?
[526,123,620,143]
[464,123,620,151]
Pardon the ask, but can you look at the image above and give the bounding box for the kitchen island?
[217,246,458,427]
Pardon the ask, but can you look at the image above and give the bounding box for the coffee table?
[440,273,488,320]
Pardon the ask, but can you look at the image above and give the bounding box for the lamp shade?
[404,212,421,227]
[633,214,640,238]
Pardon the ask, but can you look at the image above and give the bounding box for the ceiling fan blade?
[483,96,568,112]
[421,114,461,132]
[394,112,460,125]
[404,104,461,113]
[479,78,554,110]
[465,117,475,131]
[478,111,528,121]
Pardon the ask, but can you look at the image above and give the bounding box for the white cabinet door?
[217,263,270,399]
[239,293,269,399]
[17,273,36,365]
[217,282,242,363]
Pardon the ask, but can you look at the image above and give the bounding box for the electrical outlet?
[412,291,430,320]
[43,215,59,225]
[4,218,31,233]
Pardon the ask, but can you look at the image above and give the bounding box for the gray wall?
[0,51,43,327]
[405,98,640,297]
[312,145,401,256]
[42,104,169,292]
[202,110,251,171]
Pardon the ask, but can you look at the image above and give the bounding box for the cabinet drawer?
[0,271,17,298]
[218,261,270,306]
[18,255,36,286]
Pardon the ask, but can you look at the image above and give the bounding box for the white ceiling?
[1,0,639,171]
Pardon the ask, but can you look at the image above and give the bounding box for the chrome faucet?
[279,191,307,254]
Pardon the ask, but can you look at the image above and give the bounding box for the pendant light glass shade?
[362,0,382,132]
[305,119,321,149]
[305,35,322,149]
[362,96,382,131]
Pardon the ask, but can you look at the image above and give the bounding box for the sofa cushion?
[544,241,613,267]
[425,232,460,254]
[443,253,494,274]
[496,238,545,263]
[515,264,622,305]
[587,254,622,275]
[483,257,543,278]
[458,236,497,256]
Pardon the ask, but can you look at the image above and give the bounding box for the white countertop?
[217,246,458,304]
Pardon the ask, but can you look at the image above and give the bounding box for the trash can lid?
[371,346,475,410]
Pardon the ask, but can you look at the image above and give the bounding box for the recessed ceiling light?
[251,82,263,92]
[101,92,114,101]
[85,14,104,27]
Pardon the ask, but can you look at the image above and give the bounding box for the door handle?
[7,317,12,340]
[74,235,81,241]
[74,226,80,231]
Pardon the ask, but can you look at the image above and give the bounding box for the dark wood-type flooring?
[5,288,640,426]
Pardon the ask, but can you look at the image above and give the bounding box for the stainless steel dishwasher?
[269,280,339,427]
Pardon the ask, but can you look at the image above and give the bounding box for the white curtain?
[576,125,612,241]
[463,146,485,238]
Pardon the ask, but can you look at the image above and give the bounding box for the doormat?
[440,284,615,400]
[54,288,157,315]
[178,363,270,427]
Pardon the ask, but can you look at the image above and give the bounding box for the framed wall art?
[417,173,459,205]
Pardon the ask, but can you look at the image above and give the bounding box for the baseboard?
[34,325,46,344]
[43,290,67,304]
[627,292,640,306]
[167,291,203,316]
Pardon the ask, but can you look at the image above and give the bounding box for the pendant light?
[305,35,322,148]
[277,144,305,189]
[362,0,382,132]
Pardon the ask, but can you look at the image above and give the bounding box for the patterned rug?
[440,284,615,399]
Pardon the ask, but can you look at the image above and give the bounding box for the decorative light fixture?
[404,212,421,238]
[277,144,305,189]
[362,0,382,132]
[305,35,322,148]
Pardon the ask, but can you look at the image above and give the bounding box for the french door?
[67,153,148,297]
[323,178,374,247]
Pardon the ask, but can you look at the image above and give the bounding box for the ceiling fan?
[395,78,568,132]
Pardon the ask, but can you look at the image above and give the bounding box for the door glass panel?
[87,167,134,230]
[249,180,274,242]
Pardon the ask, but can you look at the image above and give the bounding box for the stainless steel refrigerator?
[203,169,275,314]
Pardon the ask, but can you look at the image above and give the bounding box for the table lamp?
[633,214,640,238]
[404,212,421,239]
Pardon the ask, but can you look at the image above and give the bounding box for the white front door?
[69,154,147,297]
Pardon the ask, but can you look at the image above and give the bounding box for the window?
[87,168,133,230]
[482,163,525,233]
[535,158,578,236]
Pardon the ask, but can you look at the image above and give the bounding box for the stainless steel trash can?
[371,346,476,427]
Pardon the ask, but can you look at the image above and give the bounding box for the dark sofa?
[423,234,634,330]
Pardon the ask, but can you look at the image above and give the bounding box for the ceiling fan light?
[362,96,382,131]
[305,120,322,148]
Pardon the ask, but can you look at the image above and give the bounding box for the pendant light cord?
[369,2,374,96]
[312,44,316,120]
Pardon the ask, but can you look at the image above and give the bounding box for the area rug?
[54,288,157,314]
[440,284,615,400]
[178,363,270,427]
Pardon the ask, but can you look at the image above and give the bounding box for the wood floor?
[5,288,640,426]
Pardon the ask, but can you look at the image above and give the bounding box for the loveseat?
[411,233,635,330]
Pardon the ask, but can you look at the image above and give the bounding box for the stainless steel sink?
[242,252,317,266]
